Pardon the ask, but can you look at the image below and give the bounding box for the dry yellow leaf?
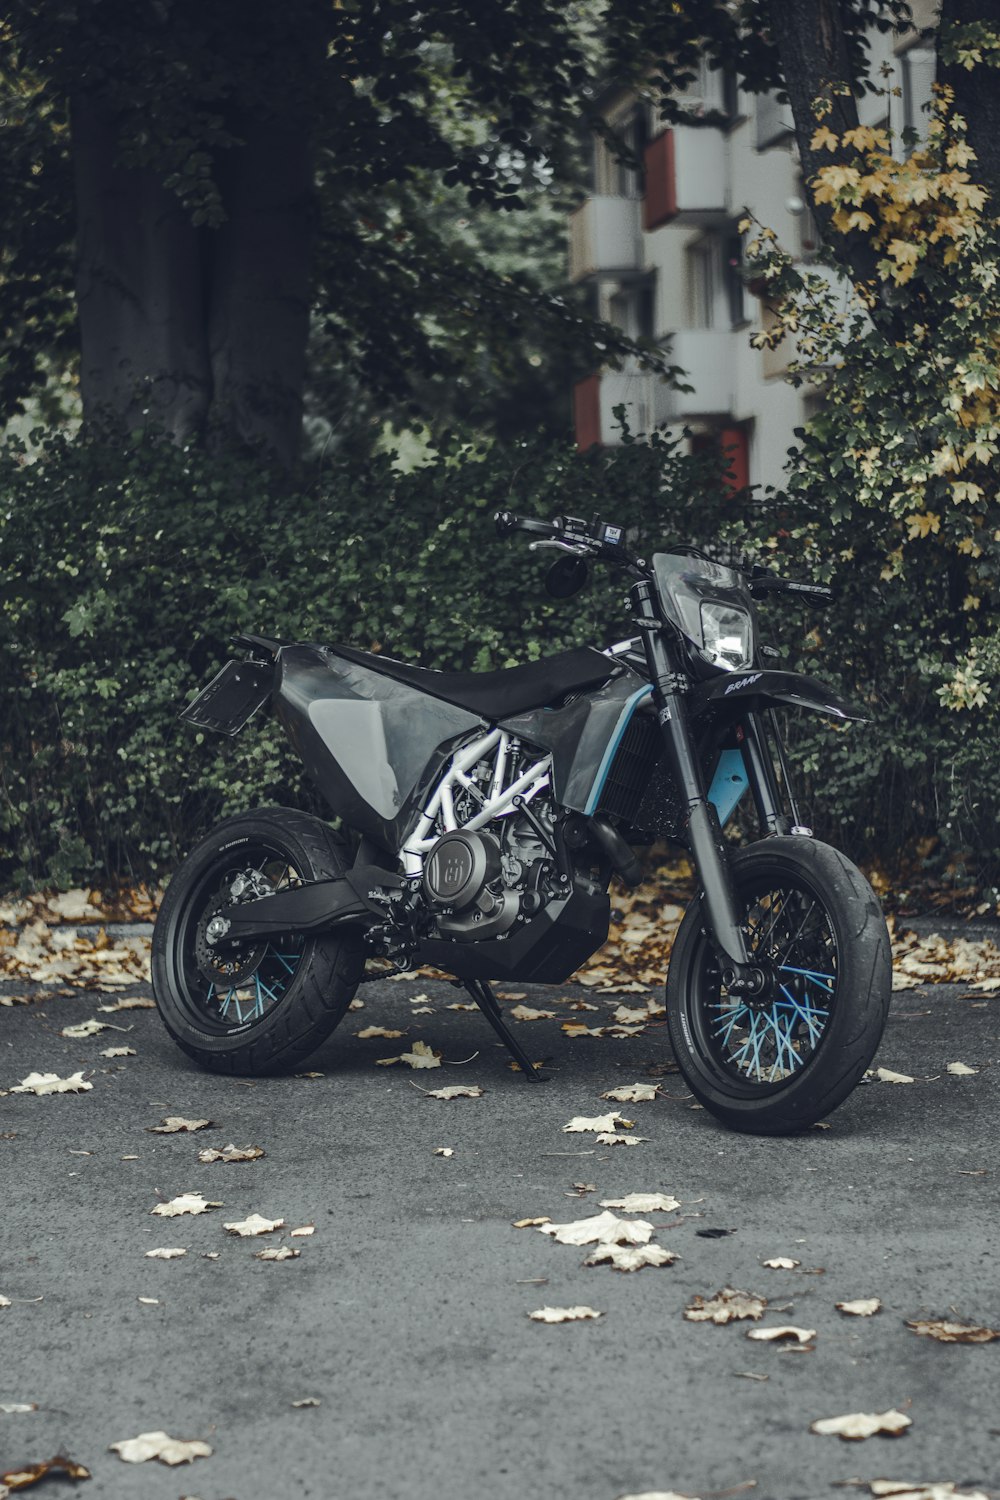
[906,1317,999,1343]
[599,1193,679,1213]
[197,1144,265,1164]
[684,1288,767,1324]
[109,1431,212,1465]
[151,1194,221,1218]
[539,1210,653,1247]
[527,1305,602,1323]
[11,1071,92,1096]
[223,1213,283,1237]
[747,1325,815,1343]
[149,1117,212,1133]
[809,1408,912,1439]
[600,1083,658,1103]
[837,1297,882,1316]
[583,1243,678,1271]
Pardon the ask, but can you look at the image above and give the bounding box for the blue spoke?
[779,964,835,990]
[778,984,828,1044]
[763,1005,801,1079]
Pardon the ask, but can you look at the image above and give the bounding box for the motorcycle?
[151,510,891,1134]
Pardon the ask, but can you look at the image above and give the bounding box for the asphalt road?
[2,969,998,1500]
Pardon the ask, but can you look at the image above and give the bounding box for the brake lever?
[529,538,593,557]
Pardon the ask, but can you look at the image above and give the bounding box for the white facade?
[569,14,937,497]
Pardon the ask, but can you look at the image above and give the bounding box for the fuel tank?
[273,644,486,852]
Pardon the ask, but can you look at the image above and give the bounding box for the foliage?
[739,79,1000,876]
[0,0,662,446]
[0,426,727,888]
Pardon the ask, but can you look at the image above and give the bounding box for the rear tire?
[666,836,891,1134]
[151,807,364,1076]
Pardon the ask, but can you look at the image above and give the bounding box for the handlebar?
[495,512,834,604]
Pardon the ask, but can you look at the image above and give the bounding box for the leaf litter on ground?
[810,1408,912,1440]
[684,1288,767,1324]
[10,1071,92,1096]
[109,1431,211,1465]
[149,1117,213,1133]
[527,1305,602,1323]
[152,1194,221,1218]
[538,1210,654,1247]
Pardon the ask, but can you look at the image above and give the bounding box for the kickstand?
[463,978,548,1082]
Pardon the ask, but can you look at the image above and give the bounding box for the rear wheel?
[666,837,891,1134]
[151,807,363,1075]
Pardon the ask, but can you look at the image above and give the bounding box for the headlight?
[700,602,753,671]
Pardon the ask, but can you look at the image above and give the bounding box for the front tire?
[151,807,364,1076]
[666,837,891,1135]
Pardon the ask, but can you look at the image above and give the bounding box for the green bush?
[2,424,996,892]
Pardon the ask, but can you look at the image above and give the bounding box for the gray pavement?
[2,970,998,1500]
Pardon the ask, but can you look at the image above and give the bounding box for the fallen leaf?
[600,1083,658,1103]
[376,1040,441,1070]
[149,1117,212,1133]
[410,1006,433,1015]
[565,999,600,1011]
[610,1004,652,1024]
[223,1213,284,1237]
[862,1483,991,1499]
[202,1252,220,1261]
[60,1019,110,1038]
[151,1194,221,1218]
[762,1257,801,1270]
[11,1071,92,1096]
[355,1026,406,1039]
[837,1297,882,1317]
[0,1295,11,1308]
[290,1226,315,1237]
[599,1193,680,1213]
[99,1046,136,1058]
[561,1022,606,1037]
[809,1408,912,1439]
[584,1243,679,1271]
[255,1246,300,1261]
[509,1005,557,1021]
[539,1210,653,1247]
[422,1085,483,1100]
[513,1217,551,1229]
[906,1317,999,1343]
[433,1147,454,1157]
[109,1430,212,1465]
[527,1305,602,1323]
[0,1455,92,1487]
[563,1111,632,1134]
[868,1068,916,1084]
[685,1288,767,1324]
[295,1071,325,1078]
[444,1002,477,1011]
[946,1061,978,1076]
[747,1325,815,1343]
[595,1133,647,1146]
[197,1144,265,1164]
[291,1397,321,1408]
[137,1297,160,1305]
[0,1403,38,1413]
[97,997,155,1012]
[145,1248,186,1260]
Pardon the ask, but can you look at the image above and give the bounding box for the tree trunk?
[938,0,1000,207]
[72,95,212,445]
[761,0,883,288]
[71,98,311,467]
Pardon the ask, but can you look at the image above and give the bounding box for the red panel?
[718,427,750,493]
[573,372,602,450]
[643,131,677,231]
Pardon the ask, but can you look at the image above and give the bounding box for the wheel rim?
[697,877,838,1090]
[171,843,306,1035]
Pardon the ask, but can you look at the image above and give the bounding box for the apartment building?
[568,15,936,496]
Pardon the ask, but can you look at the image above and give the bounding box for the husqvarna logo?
[724,673,762,695]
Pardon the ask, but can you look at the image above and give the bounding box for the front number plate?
[179,660,273,737]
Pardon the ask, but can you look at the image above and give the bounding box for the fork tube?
[739,712,790,836]
[632,581,752,972]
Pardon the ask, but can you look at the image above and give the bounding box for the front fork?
[633,580,765,996]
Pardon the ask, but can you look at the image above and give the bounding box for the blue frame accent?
[707,748,749,827]
[584,684,654,815]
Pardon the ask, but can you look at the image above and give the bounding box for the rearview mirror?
[545,556,589,599]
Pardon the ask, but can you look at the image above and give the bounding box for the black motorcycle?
[152,510,891,1134]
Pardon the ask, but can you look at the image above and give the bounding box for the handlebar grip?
[494,511,556,539]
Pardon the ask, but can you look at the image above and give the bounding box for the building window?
[756,90,794,151]
[689,238,717,328]
[594,103,648,198]
[609,275,656,341]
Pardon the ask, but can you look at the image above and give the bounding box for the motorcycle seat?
[326,644,615,719]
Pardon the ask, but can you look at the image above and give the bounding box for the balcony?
[574,362,663,447]
[659,330,735,419]
[568,196,642,283]
[643,128,728,231]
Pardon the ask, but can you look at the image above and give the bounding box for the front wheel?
[151,807,364,1075]
[666,837,891,1135]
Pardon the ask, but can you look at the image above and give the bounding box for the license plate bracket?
[179,659,273,736]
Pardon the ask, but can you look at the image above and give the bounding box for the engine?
[422,811,557,943]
